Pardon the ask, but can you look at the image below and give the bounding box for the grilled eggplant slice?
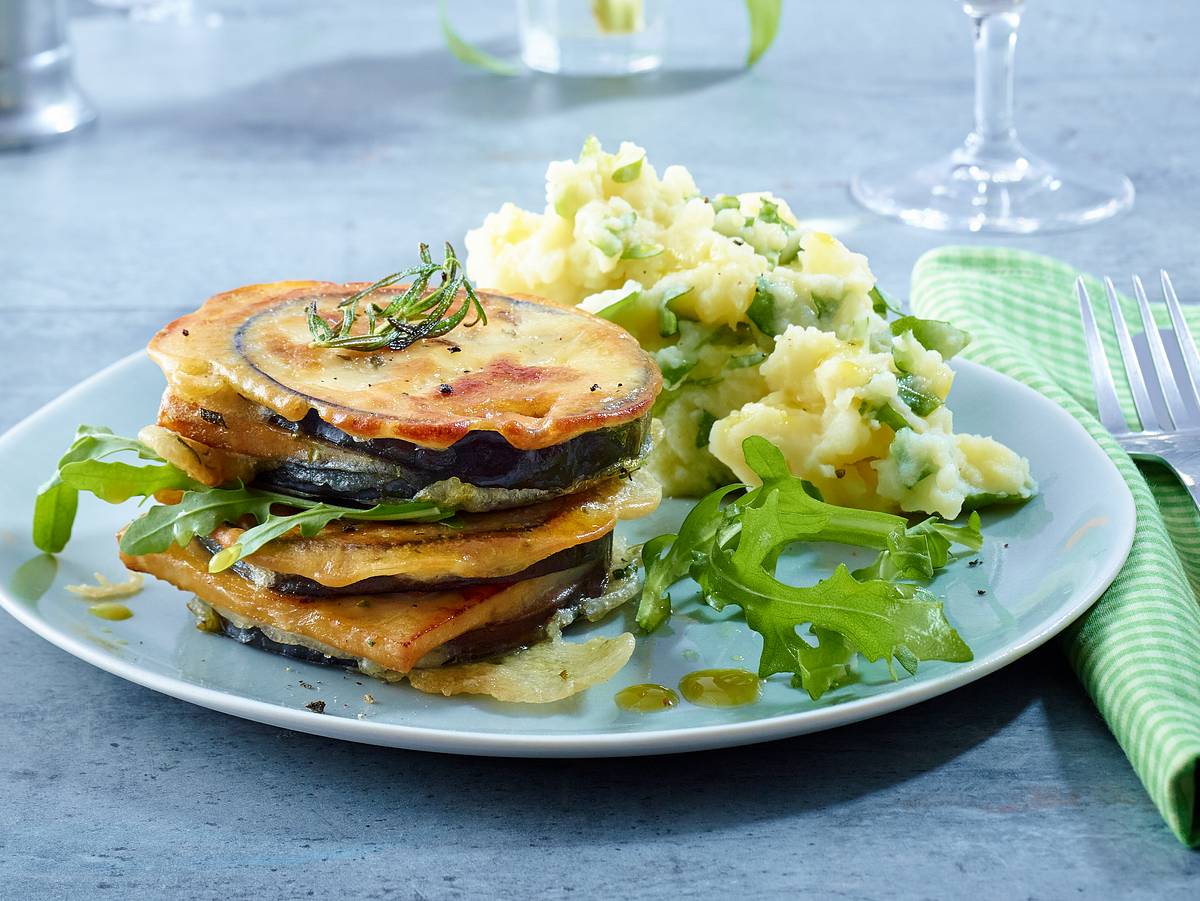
[148,282,660,450]
[193,470,659,595]
[197,533,612,597]
[123,539,610,674]
[197,558,608,670]
[155,388,654,510]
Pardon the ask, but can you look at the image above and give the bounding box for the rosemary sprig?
[307,242,488,352]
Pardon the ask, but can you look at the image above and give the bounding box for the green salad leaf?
[636,483,743,632]
[204,497,451,573]
[639,435,979,698]
[119,485,275,557]
[36,429,456,567]
[32,426,205,553]
[32,478,78,556]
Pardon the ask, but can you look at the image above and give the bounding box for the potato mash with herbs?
[465,138,1036,519]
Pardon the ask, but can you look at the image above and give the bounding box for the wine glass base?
[851,147,1134,234]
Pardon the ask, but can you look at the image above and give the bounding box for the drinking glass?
[517,0,666,76]
[851,0,1134,233]
[0,0,96,149]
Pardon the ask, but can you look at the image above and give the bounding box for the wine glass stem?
[970,5,1023,152]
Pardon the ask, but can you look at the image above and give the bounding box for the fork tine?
[1104,276,1163,431]
[1076,278,1129,434]
[1160,271,1200,411]
[1132,275,1192,428]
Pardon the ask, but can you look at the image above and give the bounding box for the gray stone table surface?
[2,1,1199,898]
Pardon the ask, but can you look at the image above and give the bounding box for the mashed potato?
[466,138,1035,517]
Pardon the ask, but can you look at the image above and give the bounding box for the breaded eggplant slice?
[122,539,611,673]
[147,282,661,510]
[192,470,659,596]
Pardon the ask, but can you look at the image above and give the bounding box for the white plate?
[0,353,1135,757]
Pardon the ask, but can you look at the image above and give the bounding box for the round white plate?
[0,353,1134,757]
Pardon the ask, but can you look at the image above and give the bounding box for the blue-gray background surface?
[2,1,1198,898]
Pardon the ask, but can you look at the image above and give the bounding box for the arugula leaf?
[40,429,456,566]
[788,627,854,700]
[59,459,199,503]
[32,426,203,553]
[32,477,78,554]
[208,505,345,573]
[119,484,454,572]
[891,315,971,360]
[639,435,980,698]
[119,486,274,557]
[635,484,742,632]
[740,436,903,550]
[703,506,972,682]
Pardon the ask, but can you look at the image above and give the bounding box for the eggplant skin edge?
[250,411,653,510]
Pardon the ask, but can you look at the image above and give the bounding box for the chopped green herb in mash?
[465,138,1036,518]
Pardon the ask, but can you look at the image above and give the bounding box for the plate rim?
[0,351,1137,757]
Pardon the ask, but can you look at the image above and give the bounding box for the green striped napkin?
[911,247,1200,847]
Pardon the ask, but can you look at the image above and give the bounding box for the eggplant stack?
[120,279,663,695]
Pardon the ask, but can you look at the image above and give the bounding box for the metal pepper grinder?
[0,0,96,149]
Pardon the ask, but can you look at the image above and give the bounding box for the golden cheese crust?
[207,471,660,588]
[121,539,594,674]
[148,281,662,451]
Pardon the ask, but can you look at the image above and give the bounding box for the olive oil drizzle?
[89,602,133,621]
[678,669,760,707]
[614,683,679,713]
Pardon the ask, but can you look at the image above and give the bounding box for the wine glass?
[851,0,1134,234]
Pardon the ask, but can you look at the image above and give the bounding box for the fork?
[1076,271,1200,508]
